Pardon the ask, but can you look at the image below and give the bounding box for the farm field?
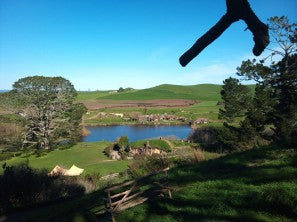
[78,84,255,126]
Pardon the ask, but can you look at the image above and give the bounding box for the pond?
[83,125,193,142]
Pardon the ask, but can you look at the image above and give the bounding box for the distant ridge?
[0,90,9,93]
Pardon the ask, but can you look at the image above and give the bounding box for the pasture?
[0,142,128,176]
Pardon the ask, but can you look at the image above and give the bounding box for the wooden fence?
[104,168,171,222]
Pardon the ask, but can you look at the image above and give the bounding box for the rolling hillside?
[98,84,222,101]
[78,84,255,102]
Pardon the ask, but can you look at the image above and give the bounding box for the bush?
[188,124,266,152]
[188,126,221,151]
[0,164,85,213]
[104,144,115,157]
[131,139,171,152]
[0,152,14,161]
[128,155,172,178]
[0,123,23,147]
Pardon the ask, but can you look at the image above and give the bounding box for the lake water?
[83,125,193,142]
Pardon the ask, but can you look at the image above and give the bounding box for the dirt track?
[82,99,197,110]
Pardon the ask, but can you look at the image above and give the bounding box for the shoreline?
[82,121,191,127]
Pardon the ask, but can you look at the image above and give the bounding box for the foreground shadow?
[115,146,297,221]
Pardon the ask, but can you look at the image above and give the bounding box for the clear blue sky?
[0,0,296,90]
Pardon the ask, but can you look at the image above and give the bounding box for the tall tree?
[236,16,297,146]
[219,77,251,122]
[13,76,85,149]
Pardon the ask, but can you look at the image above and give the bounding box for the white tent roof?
[49,164,84,176]
[65,165,84,176]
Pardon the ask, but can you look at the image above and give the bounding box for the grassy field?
[76,91,111,101]
[78,84,255,125]
[0,142,128,176]
[4,145,296,222]
[83,101,222,125]
[76,84,224,102]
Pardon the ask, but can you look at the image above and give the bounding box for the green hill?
[87,84,255,101]
[98,84,223,101]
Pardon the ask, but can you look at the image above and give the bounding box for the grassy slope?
[76,91,111,101]
[97,84,223,101]
[0,142,128,176]
[6,146,297,222]
[117,146,297,222]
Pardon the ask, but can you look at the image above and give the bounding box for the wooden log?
[110,190,129,199]
[111,189,145,207]
[113,182,137,212]
[105,168,170,192]
[117,196,149,212]
[105,179,136,192]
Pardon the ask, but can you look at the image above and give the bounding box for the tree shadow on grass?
[3,146,296,222]
[115,146,297,221]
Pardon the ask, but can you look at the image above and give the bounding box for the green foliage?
[0,91,28,112]
[0,152,14,161]
[245,85,276,133]
[0,163,85,213]
[117,87,124,92]
[104,144,114,156]
[219,77,252,122]
[117,136,129,149]
[236,16,297,147]
[215,17,297,149]
[130,139,171,152]
[128,155,171,178]
[12,76,85,149]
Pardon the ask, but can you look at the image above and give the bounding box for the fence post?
[107,190,115,222]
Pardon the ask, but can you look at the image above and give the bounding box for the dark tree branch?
[180,0,270,67]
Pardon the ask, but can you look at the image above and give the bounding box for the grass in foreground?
[3,146,296,222]
[117,146,297,222]
[0,142,128,176]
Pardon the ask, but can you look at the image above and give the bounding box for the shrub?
[0,123,23,147]
[130,139,171,152]
[0,152,14,161]
[104,144,115,157]
[128,155,172,178]
[0,164,85,213]
[191,149,206,163]
[188,124,265,152]
[188,126,220,151]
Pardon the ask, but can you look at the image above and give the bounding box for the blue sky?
[0,0,296,90]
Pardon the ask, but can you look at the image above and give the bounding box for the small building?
[110,151,121,160]
[194,118,209,125]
